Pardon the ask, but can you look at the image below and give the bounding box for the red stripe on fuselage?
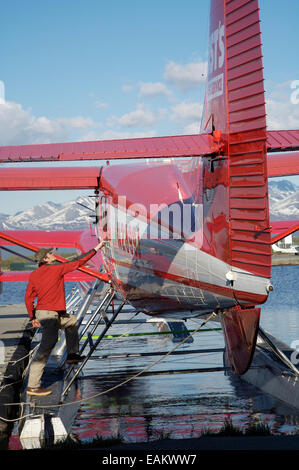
[108,256,267,306]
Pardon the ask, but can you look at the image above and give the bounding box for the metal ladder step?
[62,288,127,398]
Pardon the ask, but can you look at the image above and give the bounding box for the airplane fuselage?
[96,157,271,319]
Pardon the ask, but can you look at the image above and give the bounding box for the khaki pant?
[28,310,79,389]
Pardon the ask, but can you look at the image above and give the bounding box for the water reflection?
[73,371,299,443]
[71,265,299,443]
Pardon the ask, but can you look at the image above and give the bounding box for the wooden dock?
[0,304,31,376]
[0,304,33,445]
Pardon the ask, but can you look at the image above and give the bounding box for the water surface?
[2,265,299,445]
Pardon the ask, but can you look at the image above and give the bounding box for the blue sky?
[0,0,299,214]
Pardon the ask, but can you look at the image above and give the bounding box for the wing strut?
[270,221,299,244]
[0,231,109,283]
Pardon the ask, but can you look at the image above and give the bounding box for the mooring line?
[14,312,217,411]
[81,326,222,340]
[2,312,217,412]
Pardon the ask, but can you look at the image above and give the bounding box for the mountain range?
[0,196,95,231]
[268,179,299,221]
[0,180,298,231]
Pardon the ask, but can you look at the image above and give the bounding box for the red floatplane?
[1,0,299,377]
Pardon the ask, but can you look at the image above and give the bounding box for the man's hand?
[32,319,41,328]
[95,240,107,251]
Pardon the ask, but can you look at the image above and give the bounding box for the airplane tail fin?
[201,0,271,281]
[200,0,272,375]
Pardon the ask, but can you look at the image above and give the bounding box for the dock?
[0,304,31,373]
[224,328,299,412]
[0,298,86,449]
[0,304,33,445]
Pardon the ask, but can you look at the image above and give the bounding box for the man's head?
[34,248,56,266]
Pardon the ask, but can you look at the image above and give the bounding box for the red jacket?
[25,249,96,320]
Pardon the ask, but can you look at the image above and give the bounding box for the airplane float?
[272,243,299,255]
[272,231,299,255]
[1,0,299,380]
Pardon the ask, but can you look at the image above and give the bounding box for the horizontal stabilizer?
[0,134,221,163]
[2,155,299,192]
[267,130,299,152]
[0,130,297,165]
[267,130,299,177]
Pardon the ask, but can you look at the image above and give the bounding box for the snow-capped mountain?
[268,180,299,220]
[0,196,95,230]
[0,180,298,230]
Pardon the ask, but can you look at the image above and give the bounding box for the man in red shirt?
[25,240,105,396]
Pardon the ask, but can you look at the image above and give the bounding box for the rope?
[81,327,222,340]
[0,345,39,394]
[0,401,43,423]
[0,310,138,396]
[1,344,39,367]
[0,378,23,394]
[11,311,217,411]
[0,412,42,423]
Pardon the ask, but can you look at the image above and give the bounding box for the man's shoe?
[66,353,86,364]
[27,387,52,396]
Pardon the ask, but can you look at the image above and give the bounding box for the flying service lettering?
[209,20,225,73]
[207,20,224,101]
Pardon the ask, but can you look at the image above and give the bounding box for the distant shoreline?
[272,253,299,265]
[2,253,299,273]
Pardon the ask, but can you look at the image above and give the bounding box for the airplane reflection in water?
[72,372,299,443]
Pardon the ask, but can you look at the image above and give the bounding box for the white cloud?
[138,81,172,99]
[82,129,157,141]
[183,122,201,135]
[265,82,299,130]
[170,101,203,123]
[266,99,299,130]
[107,104,166,128]
[0,81,5,104]
[65,116,95,128]
[122,84,134,93]
[164,60,207,91]
[0,100,99,145]
[94,100,108,109]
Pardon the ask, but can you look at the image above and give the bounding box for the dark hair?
[38,254,49,266]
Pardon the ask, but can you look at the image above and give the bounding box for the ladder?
[19,278,127,449]
[51,278,104,359]
[61,285,126,398]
